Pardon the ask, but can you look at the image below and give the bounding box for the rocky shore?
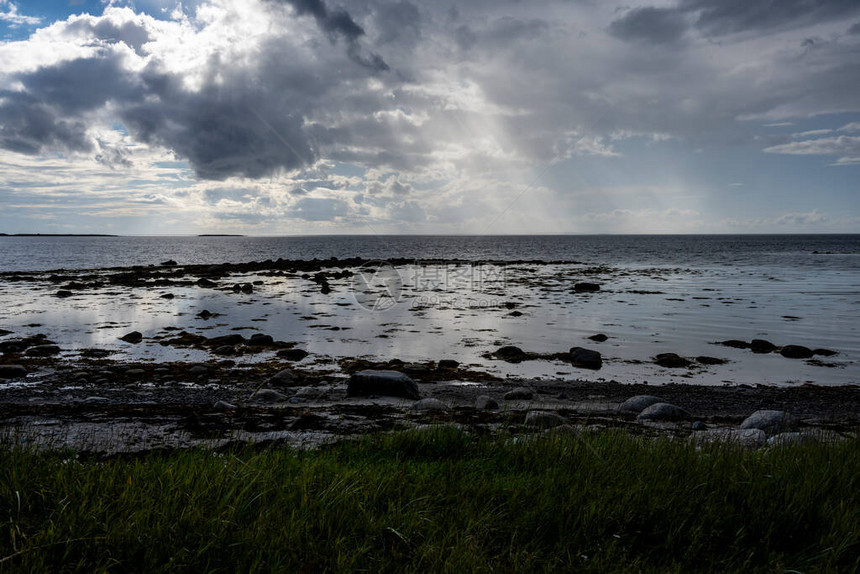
[1,257,857,453]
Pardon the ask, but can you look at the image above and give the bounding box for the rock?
[188,365,209,376]
[196,310,213,319]
[504,387,533,400]
[55,290,73,298]
[574,282,601,292]
[812,348,837,357]
[208,334,245,347]
[160,293,175,299]
[252,389,288,402]
[618,395,664,414]
[126,369,146,377]
[637,402,691,422]
[196,278,217,288]
[780,345,813,359]
[213,400,236,411]
[694,428,767,448]
[691,421,708,431]
[320,282,332,295]
[569,347,602,370]
[495,345,527,361]
[525,411,567,428]
[588,334,608,342]
[767,432,811,447]
[403,363,431,375]
[161,260,178,266]
[347,370,420,399]
[720,339,750,349]
[277,348,309,361]
[696,356,727,365]
[0,365,27,379]
[269,368,297,386]
[214,345,236,356]
[437,359,460,369]
[120,331,143,344]
[410,398,449,411]
[25,344,61,356]
[739,410,798,435]
[475,395,499,410]
[248,334,274,346]
[241,283,253,294]
[750,339,777,353]
[653,353,692,368]
[232,284,242,293]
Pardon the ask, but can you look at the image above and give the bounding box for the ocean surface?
[1,234,858,387]
[0,234,858,272]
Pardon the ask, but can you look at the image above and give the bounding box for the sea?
[1,234,858,386]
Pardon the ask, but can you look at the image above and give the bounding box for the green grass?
[2,428,859,572]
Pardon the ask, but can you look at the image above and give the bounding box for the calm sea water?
[1,234,858,272]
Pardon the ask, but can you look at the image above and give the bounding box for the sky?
[0,0,858,235]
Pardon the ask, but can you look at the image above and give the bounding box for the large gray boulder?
[637,402,691,422]
[569,347,602,370]
[618,395,664,414]
[347,370,420,400]
[740,410,798,435]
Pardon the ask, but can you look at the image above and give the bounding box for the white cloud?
[0,0,40,27]
[763,135,860,165]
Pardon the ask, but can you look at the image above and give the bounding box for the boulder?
[525,411,567,428]
[196,278,217,288]
[495,345,527,362]
[569,347,602,370]
[574,282,601,292]
[437,359,460,369]
[691,421,708,431]
[720,340,750,349]
[767,432,812,447]
[196,310,213,319]
[636,402,691,422]
[55,290,73,298]
[269,368,297,386]
[653,353,692,368]
[410,398,449,412]
[812,348,837,357]
[213,345,236,356]
[780,345,814,359]
[160,293,175,299]
[618,395,663,414]
[750,339,777,354]
[277,348,309,361]
[0,365,27,379]
[161,259,178,266]
[120,331,143,344]
[588,334,608,342]
[252,389,288,403]
[739,410,798,435]
[347,370,420,400]
[208,334,245,347]
[213,400,237,411]
[188,365,210,376]
[696,356,727,365]
[26,344,61,357]
[475,395,499,410]
[248,333,275,346]
[241,283,254,294]
[504,387,533,400]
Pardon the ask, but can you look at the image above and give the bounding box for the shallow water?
[1,240,858,387]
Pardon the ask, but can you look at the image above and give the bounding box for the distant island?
[0,233,118,237]
[198,234,245,237]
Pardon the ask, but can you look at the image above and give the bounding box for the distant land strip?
[0,233,119,237]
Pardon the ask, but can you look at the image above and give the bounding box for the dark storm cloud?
[849,22,860,34]
[374,1,421,47]
[682,0,860,36]
[281,0,389,71]
[608,7,687,45]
